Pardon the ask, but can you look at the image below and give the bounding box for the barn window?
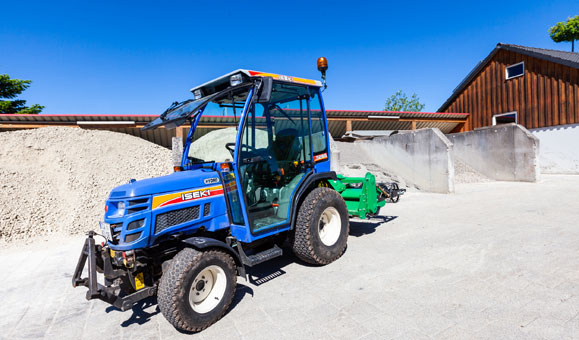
[493,112,517,125]
[505,62,524,80]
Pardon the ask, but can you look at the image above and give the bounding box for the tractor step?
[244,245,283,267]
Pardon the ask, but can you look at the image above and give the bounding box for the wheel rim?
[188,265,227,314]
[318,206,341,246]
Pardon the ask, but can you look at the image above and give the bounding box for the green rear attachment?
[328,172,386,219]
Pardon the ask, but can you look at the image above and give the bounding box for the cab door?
[236,83,317,235]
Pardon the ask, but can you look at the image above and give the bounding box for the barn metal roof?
[501,44,579,68]
[437,43,579,112]
[325,110,468,119]
[0,110,468,147]
[0,111,468,124]
[0,114,156,124]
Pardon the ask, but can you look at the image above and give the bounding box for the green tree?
[384,90,425,112]
[549,15,579,52]
[0,74,44,114]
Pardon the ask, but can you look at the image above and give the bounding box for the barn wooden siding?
[442,49,579,131]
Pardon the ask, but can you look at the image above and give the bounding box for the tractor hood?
[109,169,221,199]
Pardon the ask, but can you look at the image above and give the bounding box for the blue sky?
[1,0,577,114]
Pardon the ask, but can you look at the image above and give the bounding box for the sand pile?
[0,127,172,243]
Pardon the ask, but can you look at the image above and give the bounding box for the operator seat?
[270,128,306,220]
[270,128,301,162]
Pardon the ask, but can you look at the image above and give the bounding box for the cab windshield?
[186,86,252,163]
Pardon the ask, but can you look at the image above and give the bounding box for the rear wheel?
[158,248,237,332]
[291,187,349,265]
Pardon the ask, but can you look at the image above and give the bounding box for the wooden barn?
[438,43,579,132]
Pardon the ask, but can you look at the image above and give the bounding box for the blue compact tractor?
[72,59,404,331]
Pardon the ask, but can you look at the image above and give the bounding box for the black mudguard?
[181,236,246,278]
[289,171,338,227]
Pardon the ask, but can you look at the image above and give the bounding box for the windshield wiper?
[160,100,194,120]
[187,156,214,164]
[272,104,295,124]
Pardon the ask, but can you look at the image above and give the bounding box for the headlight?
[117,201,126,216]
[230,74,243,86]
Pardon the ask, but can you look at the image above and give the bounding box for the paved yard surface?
[1,175,579,339]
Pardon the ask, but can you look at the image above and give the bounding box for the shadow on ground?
[105,296,161,327]
[103,217,396,329]
[349,215,397,237]
[246,248,299,285]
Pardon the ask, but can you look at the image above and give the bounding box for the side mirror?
[257,77,273,103]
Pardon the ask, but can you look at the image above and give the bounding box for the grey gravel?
[454,158,492,184]
[0,127,172,244]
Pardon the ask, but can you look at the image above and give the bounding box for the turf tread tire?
[157,248,236,332]
[291,187,349,265]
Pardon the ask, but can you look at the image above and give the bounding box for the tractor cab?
[143,70,331,242]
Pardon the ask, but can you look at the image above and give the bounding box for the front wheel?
[290,187,349,265]
[158,248,237,332]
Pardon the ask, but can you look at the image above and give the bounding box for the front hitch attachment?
[72,231,101,296]
[72,231,155,311]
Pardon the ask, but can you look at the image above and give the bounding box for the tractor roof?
[190,69,322,95]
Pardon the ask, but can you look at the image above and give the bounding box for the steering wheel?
[240,144,281,174]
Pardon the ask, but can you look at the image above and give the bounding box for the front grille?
[111,223,123,244]
[203,203,211,216]
[155,205,200,234]
[129,198,149,205]
[127,219,145,230]
[127,197,149,214]
[125,232,141,243]
[127,206,147,214]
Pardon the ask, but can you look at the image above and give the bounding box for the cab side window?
[309,88,328,156]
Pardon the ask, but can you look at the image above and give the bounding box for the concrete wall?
[339,128,455,193]
[448,124,540,182]
[328,135,341,173]
[531,123,579,174]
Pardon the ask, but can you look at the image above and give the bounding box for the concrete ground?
[1,175,579,340]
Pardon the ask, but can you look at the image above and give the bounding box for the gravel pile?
[187,127,237,163]
[454,157,492,184]
[0,127,172,244]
